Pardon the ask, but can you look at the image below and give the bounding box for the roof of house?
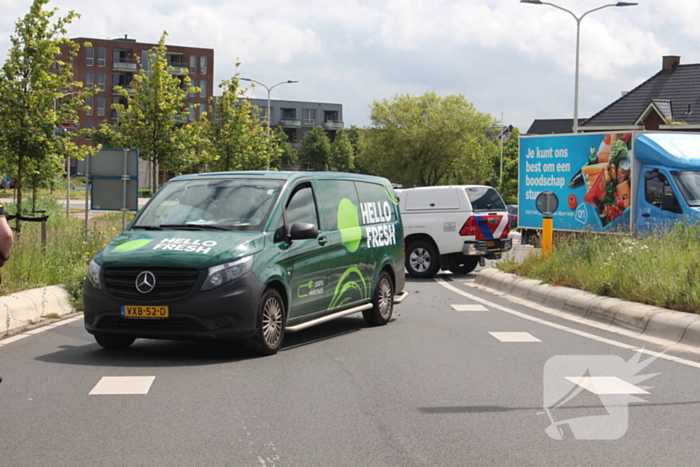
[582,61,700,127]
[525,119,577,135]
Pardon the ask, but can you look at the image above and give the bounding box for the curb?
[475,269,700,347]
[0,285,75,336]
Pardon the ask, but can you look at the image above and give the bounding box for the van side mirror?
[661,193,683,214]
[289,222,320,241]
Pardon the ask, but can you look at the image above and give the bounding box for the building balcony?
[112,85,134,95]
[113,60,137,71]
[280,118,301,127]
[168,64,189,75]
[323,120,344,130]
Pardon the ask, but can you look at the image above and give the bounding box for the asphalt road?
[2,273,700,467]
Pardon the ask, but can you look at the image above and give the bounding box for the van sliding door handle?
[642,213,651,217]
[318,237,329,245]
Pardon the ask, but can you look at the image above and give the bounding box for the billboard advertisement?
[519,132,633,232]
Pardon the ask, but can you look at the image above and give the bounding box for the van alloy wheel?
[250,288,286,356]
[363,271,394,325]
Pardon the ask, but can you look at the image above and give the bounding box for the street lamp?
[239,78,299,135]
[521,1,638,133]
[54,90,78,218]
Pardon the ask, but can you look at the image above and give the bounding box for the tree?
[0,0,95,234]
[358,92,498,187]
[97,32,198,193]
[269,127,298,170]
[299,126,331,171]
[497,127,520,204]
[201,75,278,172]
[329,128,354,172]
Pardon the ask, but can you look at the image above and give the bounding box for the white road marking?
[565,376,649,395]
[489,332,542,343]
[0,334,29,346]
[89,376,156,395]
[451,304,488,311]
[436,277,700,369]
[0,314,82,347]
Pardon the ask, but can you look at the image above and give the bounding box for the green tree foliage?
[269,127,298,170]
[0,0,96,234]
[95,32,197,192]
[299,126,331,171]
[358,92,498,187]
[201,76,278,172]
[330,128,354,172]
[495,127,520,204]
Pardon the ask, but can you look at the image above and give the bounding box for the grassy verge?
[499,223,700,313]
[1,195,130,310]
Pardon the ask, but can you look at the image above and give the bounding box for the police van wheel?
[250,288,286,356]
[448,257,479,275]
[363,271,394,326]
[94,333,135,350]
[406,241,440,278]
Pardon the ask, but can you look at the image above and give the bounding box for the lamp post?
[240,78,299,135]
[54,91,78,218]
[520,1,637,133]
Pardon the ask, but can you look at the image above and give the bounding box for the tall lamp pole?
[240,78,299,135]
[54,91,78,218]
[520,1,637,133]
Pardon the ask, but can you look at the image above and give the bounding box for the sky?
[0,0,697,132]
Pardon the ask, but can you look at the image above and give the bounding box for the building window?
[85,120,93,140]
[189,55,196,74]
[200,56,207,75]
[97,72,105,92]
[97,97,105,117]
[324,110,339,123]
[199,80,207,98]
[98,47,106,67]
[189,103,196,121]
[86,47,94,67]
[86,71,93,89]
[85,97,93,116]
[200,103,206,119]
[303,109,316,125]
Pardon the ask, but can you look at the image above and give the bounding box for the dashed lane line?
[435,277,700,369]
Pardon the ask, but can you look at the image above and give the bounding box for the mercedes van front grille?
[104,267,200,300]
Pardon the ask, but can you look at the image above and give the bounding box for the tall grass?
[500,222,700,313]
[1,195,128,309]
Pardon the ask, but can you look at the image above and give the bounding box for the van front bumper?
[462,238,513,256]
[83,272,265,341]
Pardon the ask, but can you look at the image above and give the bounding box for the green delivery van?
[83,171,407,355]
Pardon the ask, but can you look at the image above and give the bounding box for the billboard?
[519,133,633,232]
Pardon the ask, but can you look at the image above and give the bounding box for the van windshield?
[132,178,283,231]
[464,187,506,211]
[672,171,700,207]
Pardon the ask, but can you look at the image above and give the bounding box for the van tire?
[406,240,440,278]
[94,333,135,350]
[448,257,479,275]
[249,288,286,356]
[363,271,394,326]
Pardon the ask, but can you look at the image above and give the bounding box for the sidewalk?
[0,285,75,336]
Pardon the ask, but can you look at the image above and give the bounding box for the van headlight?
[201,256,254,291]
[88,259,102,290]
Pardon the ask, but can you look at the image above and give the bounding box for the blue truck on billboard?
[518,132,700,234]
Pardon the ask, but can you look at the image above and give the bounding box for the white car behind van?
[398,185,512,278]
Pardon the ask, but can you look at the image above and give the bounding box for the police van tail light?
[459,217,478,237]
[201,256,254,291]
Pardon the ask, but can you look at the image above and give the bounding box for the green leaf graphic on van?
[329,266,369,309]
[384,185,399,205]
[338,198,362,253]
[111,239,153,253]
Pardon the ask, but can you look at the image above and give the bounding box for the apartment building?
[241,98,344,148]
[61,35,214,139]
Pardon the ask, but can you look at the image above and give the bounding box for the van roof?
[636,133,700,169]
[170,171,390,184]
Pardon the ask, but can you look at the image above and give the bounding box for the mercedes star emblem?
[135,271,156,294]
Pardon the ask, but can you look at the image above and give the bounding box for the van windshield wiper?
[158,224,231,231]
